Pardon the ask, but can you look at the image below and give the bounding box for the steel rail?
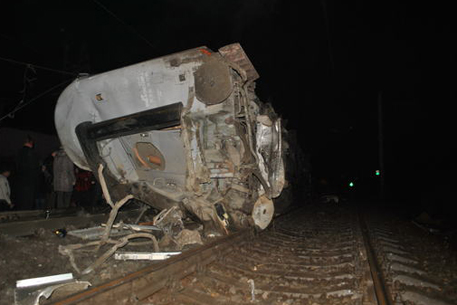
[49,229,250,304]
[359,211,394,305]
[0,209,141,237]
[47,207,396,304]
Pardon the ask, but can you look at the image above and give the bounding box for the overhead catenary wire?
[0,56,78,77]
[91,0,155,50]
[0,78,74,123]
[2,0,155,123]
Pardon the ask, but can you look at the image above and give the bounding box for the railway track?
[0,209,79,223]
[364,212,456,305]
[0,208,141,237]
[49,203,456,305]
[148,206,376,305]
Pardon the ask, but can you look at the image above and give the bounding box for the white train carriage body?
[55,43,285,234]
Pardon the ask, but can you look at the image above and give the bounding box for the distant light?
[375,170,380,176]
[349,182,354,187]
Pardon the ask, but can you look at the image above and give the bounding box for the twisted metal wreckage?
[55,43,287,237]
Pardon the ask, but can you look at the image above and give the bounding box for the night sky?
[1,1,455,206]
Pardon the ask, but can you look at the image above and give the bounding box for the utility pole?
[378,91,385,202]
[320,0,335,78]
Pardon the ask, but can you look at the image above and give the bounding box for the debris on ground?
[16,273,74,289]
[114,251,181,261]
[174,228,203,250]
[57,164,163,276]
[14,273,90,305]
[0,164,209,305]
[67,226,124,240]
[153,206,185,236]
[414,211,443,226]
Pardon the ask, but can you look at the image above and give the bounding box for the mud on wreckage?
[55,43,286,237]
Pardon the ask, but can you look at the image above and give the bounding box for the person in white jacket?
[0,168,13,210]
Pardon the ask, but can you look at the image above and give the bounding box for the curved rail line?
[49,204,454,305]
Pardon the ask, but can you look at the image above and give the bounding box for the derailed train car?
[55,43,286,235]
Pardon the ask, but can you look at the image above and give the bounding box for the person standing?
[35,164,48,210]
[73,168,96,208]
[0,167,13,211]
[53,147,75,208]
[41,153,55,209]
[14,136,40,210]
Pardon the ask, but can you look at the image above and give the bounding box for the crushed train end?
[55,43,287,235]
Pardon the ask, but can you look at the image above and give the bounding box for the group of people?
[0,136,99,211]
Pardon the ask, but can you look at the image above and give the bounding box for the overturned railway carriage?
[55,43,285,235]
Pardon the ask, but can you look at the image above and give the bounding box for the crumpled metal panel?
[255,115,285,198]
[218,43,259,81]
[55,43,286,234]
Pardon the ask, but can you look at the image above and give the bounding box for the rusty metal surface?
[359,213,393,305]
[48,203,457,305]
[194,56,233,105]
[218,43,259,81]
[147,204,456,305]
[147,205,377,305]
[363,210,456,305]
[48,230,250,305]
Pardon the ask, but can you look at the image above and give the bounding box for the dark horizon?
[1,1,455,209]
